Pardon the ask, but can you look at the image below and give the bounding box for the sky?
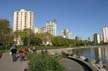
[0,0,108,39]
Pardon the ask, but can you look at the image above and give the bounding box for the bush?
[0,46,6,50]
[17,46,65,50]
[0,45,11,50]
[28,54,64,71]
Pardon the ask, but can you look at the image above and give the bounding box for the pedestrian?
[32,47,36,53]
[10,44,17,62]
[41,50,44,54]
[18,48,25,61]
[45,49,48,54]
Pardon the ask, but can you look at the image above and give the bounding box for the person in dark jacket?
[10,44,17,62]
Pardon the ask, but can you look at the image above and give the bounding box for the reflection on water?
[72,46,108,64]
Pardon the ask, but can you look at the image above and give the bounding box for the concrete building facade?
[13,9,34,32]
[93,33,101,44]
[34,27,39,33]
[13,9,34,45]
[62,29,72,39]
[102,27,108,43]
[46,20,57,36]
[39,27,47,33]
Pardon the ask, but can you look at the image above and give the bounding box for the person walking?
[18,48,25,61]
[10,44,17,62]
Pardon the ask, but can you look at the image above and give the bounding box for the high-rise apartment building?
[46,20,57,36]
[13,9,34,32]
[75,36,82,40]
[62,29,72,39]
[102,27,108,43]
[93,33,100,44]
[13,9,34,45]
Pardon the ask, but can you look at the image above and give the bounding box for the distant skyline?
[0,0,108,39]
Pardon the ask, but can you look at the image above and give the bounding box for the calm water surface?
[72,46,108,64]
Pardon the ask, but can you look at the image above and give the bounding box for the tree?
[0,19,13,46]
[51,36,73,46]
[14,29,43,46]
[36,33,53,45]
[14,29,33,46]
[29,36,42,46]
[21,29,33,46]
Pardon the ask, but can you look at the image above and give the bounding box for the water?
[72,46,108,64]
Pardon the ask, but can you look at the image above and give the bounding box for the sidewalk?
[0,52,27,71]
[60,58,88,71]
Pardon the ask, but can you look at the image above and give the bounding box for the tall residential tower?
[13,9,34,32]
[62,29,72,39]
[102,27,108,43]
[93,33,101,44]
[13,9,34,45]
[46,20,57,36]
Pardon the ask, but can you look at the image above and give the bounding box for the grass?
[17,45,71,50]
[27,53,64,71]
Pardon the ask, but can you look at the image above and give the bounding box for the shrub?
[28,54,64,71]
[0,46,5,50]
[0,45,11,50]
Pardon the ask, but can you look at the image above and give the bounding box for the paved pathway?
[0,52,27,71]
[60,58,89,71]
